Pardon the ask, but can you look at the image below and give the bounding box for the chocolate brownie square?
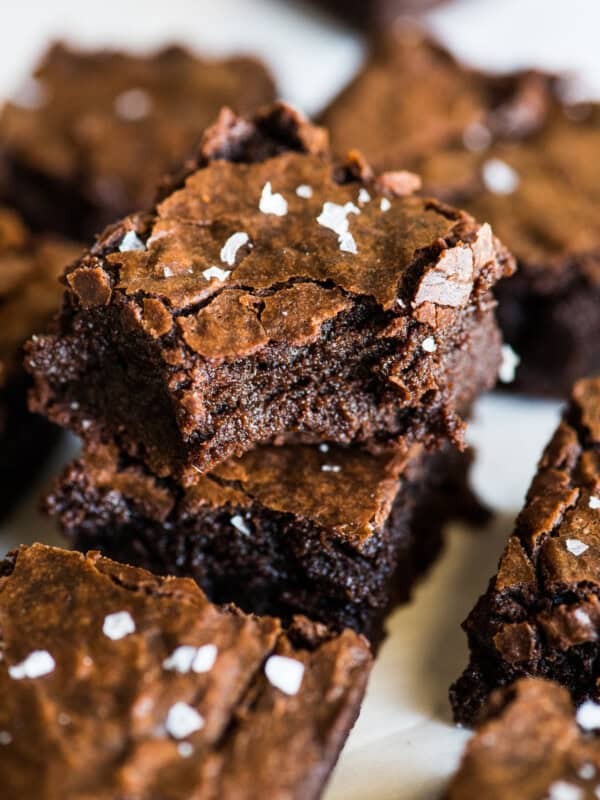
[0,207,80,518]
[451,377,600,725]
[322,28,600,396]
[0,543,371,799]
[447,678,600,800]
[26,103,514,483]
[0,43,276,240]
[46,438,484,644]
[416,102,600,397]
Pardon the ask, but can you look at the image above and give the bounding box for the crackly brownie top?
[0,43,275,219]
[447,678,600,800]
[70,438,421,547]
[0,206,80,386]
[62,102,512,363]
[481,378,600,666]
[321,28,556,171]
[0,544,371,800]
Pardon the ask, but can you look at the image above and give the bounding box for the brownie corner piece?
[446,677,600,800]
[26,101,514,482]
[451,376,600,726]
[0,543,371,799]
[0,42,276,239]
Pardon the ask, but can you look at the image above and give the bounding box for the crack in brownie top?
[0,206,80,386]
[64,103,511,361]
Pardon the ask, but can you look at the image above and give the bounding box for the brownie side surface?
[0,43,276,239]
[0,207,80,518]
[451,377,600,725]
[46,437,484,645]
[447,678,600,800]
[26,102,514,482]
[0,543,372,800]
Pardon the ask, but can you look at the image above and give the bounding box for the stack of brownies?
[25,100,514,646]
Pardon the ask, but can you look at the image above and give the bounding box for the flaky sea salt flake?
[202,266,230,282]
[166,702,204,739]
[9,650,55,680]
[265,655,304,695]
[220,232,250,266]
[103,611,136,641]
[231,515,251,536]
[577,700,600,731]
[259,182,288,216]
[296,185,313,199]
[566,539,589,557]
[119,231,145,252]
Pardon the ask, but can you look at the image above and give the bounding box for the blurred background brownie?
[447,678,600,800]
[25,103,514,483]
[46,439,485,644]
[0,207,80,520]
[0,543,371,799]
[322,27,600,396]
[306,1,446,29]
[0,43,276,240]
[451,378,600,725]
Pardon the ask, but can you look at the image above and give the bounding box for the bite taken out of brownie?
[0,543,372,800]
[0,43,276,240]
[46,437,485,646]
[447,678,600,800]
[26,102,515,485]
[0,206,81,519]
[451,377,600,726]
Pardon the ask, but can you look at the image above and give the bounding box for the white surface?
[0,0,597,796]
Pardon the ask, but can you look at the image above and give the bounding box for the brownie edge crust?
[0,543,372,800]
[451,377,600,725]
[26,102,514,483]
[447,678,600,800]
[46,439,484,645]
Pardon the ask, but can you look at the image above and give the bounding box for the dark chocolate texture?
[26,103,513,483]
[0,543,372,800]
[451,378,600,725]
[46,438,484,644]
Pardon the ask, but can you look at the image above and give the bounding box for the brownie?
[0,207,80,518]
[0,43,276,240]
[307,0,446,28]
[45,435,484,645]
[416,103,600,397]
[322,28,600,396]
[26,102,514,484]
[451,377,600,725]
[447,678,600,800]
[0,543,371,799]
